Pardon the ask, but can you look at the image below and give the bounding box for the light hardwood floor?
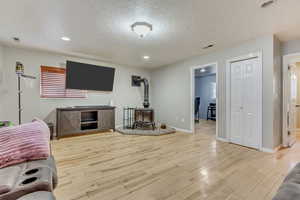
[52,124,300,200]
[195,120,216,135]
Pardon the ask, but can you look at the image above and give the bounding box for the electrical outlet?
[181,118,185,123]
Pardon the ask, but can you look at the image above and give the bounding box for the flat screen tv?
[66,61,115,91]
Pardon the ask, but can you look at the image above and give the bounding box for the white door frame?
[282,52,300,147]
[190,62,219,138]
[225,51,263,150]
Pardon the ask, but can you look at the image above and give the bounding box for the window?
[40,66,86,98]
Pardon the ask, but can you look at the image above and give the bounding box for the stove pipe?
[140,78,150,108]
[132,76,150,108]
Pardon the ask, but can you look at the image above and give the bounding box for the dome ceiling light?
[131,22,153,38]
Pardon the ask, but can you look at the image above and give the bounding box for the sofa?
[273,163,300,200]
[0,156,57,200]
[0,119,57,200]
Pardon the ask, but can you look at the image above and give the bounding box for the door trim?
[282,52,300,147]
[190,62,219,139]
[225,51,263,150]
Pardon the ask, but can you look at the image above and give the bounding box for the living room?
[1,0,300,200]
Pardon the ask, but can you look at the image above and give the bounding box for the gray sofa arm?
[0,156,57,200]
[273,163,300,200]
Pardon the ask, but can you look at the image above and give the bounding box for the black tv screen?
[66,61,115,91]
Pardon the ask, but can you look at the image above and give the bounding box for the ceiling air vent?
[203,44,214,50]
[261,0,276,8]
[12,37,20,42]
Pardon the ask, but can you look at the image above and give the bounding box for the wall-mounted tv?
[66,61,115,91]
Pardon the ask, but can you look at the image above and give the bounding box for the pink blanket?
[0,119,50,169]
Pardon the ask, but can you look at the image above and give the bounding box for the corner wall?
[273,36,282,147]
[0,46,151,127]
[151,35,276,149]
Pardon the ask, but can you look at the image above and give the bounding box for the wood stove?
[122,76,155,130]
[133,108,155,130]
[123,108,155,130]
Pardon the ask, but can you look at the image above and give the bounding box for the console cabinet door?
[59,111,81,135]
[99,110,115,130]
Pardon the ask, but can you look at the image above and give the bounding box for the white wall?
[0,45,4,120]
[0,46,151,127]
[151,35,278,149]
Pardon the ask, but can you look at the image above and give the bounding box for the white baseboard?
[171,126,193,134]
[261,145,281,153]
[216,137,229,142]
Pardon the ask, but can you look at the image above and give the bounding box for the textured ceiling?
[0,0,300,68]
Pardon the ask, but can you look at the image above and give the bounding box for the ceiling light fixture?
[261,0,276,8]
[131,22,153,38]
[143,56,150,60]
[61,36,71,41]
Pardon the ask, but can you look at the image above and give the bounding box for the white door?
[243,58,260,149]
[286,64,300,147]
[230,61,244,145]
[230,58,261,149]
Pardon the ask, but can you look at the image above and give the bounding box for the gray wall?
[282,39,300,56]
[151,35,277,149]
[0,46,151,127]
[273,36,282,147]
[195,74,216,119]
[0,46,3,120]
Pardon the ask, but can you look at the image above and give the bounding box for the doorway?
[191,63,218,136]
[283,53,300,147]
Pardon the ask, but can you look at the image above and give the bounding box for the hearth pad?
[116,127,175,136]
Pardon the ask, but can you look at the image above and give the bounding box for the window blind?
[40,66,86,98]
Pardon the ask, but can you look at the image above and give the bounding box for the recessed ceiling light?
[200,68,206,73]
[61,36,71,41]
[143,56,150,60]
[131,22,153,38]
[261,0,276,8]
